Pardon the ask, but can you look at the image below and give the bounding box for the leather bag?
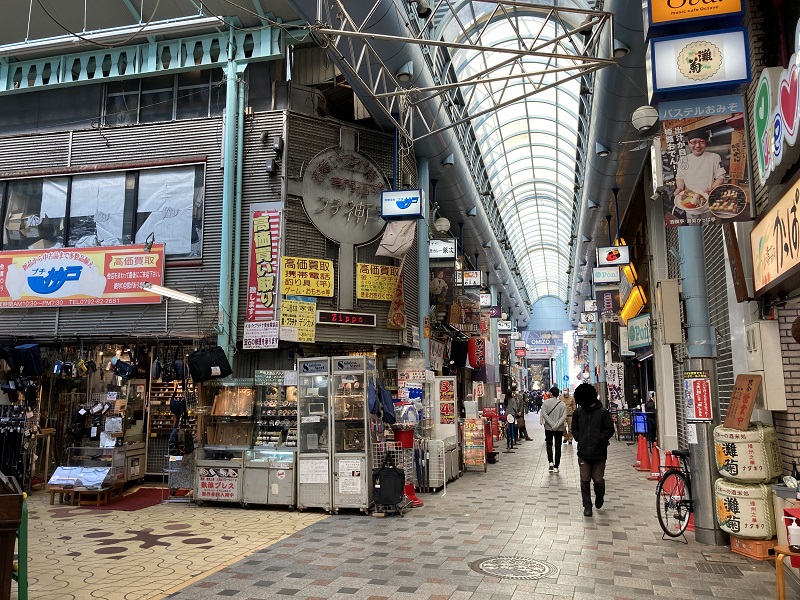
[187,344,232,383]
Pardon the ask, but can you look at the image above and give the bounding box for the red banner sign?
[0,244,165,308]
[246,208,281,322]
[684,370,712,421]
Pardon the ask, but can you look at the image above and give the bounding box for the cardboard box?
[28,239,57,250]
[730,535,777,560]
[6,213,24,240]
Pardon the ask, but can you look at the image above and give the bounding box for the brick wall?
[777,299,800,472]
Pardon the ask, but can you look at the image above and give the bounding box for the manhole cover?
[470,556,559,580]
[696,562,743,576]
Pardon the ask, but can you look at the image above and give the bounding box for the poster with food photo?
[658,95,752,227]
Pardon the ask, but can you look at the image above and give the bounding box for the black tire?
[656,470,691,537]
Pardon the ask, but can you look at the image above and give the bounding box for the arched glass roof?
[439,3,584,305]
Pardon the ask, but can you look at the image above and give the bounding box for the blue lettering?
[28,266,83,295]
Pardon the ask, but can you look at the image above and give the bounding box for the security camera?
[650,186,665,202]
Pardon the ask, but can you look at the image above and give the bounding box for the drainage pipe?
[229,74,246,362]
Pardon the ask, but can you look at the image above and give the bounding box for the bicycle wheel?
[656,470,691,537]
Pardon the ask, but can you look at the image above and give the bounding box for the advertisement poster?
[280,257,334,297]
[684,370,713,421]
[606,362,626,408]
[242,321,279,350]
[197,466,240,502]
[596,287,621,323]
[279,299,316,343]
[386,271,406,330]
[0,243,166,308]
[356,263,399,301]
[751,178,800,295]
[463,418,485,467]
[429,266,455,305]
[658,95,751,227]
[246,206,281,322]
[439,378,455,424]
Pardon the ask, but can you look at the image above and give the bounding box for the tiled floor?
[14,413,784,599]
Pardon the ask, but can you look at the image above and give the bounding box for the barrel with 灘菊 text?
[714,479,776,539]
[713,422,781,484]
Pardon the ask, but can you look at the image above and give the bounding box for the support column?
[596,321,608,407]
[679,226,725,546]
[417,158,430,369]
[588,337,596,384]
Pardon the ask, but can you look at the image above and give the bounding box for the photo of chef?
[429,266,455,305]
[659,95,751,227]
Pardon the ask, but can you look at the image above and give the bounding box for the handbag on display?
[84,359,97,374]
[187,344,232,383]
[113,359,135,379]
[378,379,395,424]
[173,348,185,383]
[372,452,405,506]
[169,392,188,426]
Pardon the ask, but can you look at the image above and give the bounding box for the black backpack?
[169,427,195,456]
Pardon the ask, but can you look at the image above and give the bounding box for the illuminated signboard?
[645,0,743,29]
[316,310,377,327]
[381,189,425,219]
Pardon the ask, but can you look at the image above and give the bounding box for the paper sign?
[684,370,712,422]
[281,257,334,297]
[356,263,399,301]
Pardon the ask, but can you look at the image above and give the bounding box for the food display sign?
[439,378,455,424]
[0,243,165,308]
[246,205,281,322]
[463,418,485,467]
[280,257,334,297]
[356,263,398,301]
[197,466,241,502]
[657,95,751,227]
[684,370,713,422]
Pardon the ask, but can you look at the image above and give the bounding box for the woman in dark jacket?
[571,383,615,517]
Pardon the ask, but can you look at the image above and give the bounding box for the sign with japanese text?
[462,270,482,287]
[627,313,652,349]
[197,466,241,502]
[381,189,425,219]
[279,299,316,343]
[584,299,597,312]
[246,205,281,322]
[580,311,597,324]
[429,339,445,371]
[753,20,800,187]
[479,292,492,307]
[658,95,751,227]
[463,418,485,467]
[429,238,457,259]
[646,0,743,27]
[254,369,287,386]
[647,29,750,100]
[473,381,484,398]
[514,347,527,357]
[596,287,621,323]
[751,167,800,296]
[439,378,455,424]
[281,257,334,297]
[356,262,398,301]
[723,374,762,430]
[684,370,713,422]
[497,320,512,331]
[606,362,625,408]
[243,321,279,350]
[0,243,165,308]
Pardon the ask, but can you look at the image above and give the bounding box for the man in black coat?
[571,383,615,517]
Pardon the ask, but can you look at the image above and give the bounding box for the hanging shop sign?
[627,313,652,349]
[514,347,527,357]
[316,309,377,327]
[380,189,425,219]
[723,373,762,430]
[645,0,743,30]
[658,95,751,227]
[489,306,502,318]
[279,299,316,342]
[280,257,334,297]
[429,266,455,304]
[584,299,597,312]
[684,369,713,421]
[473,381,485,398]
[429,339,446,372]
[479,293,492,307]
[497,319,512,331]
[386,272,407,330]
[751,171,800,296]
[646,28,750,101]
[429,238,457,259]
[596,245,630,266]
[243,321,279,350]
[580,311,597,324]
[0,243,165,308]
[355,263,399,301]
[462,271,482,287]
[606,362,626,408]
[593,266,621,284]
[596,287,621,323]
[619,327,635,357]
[246,204,281,322]
[468,337,486,369]
[753,20,800,187]
[526,348,549,358]
[301,148,387,245]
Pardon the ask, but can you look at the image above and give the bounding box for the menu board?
[463,418,485,467]
[439,379,455,424]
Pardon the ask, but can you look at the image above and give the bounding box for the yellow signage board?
[751,177,800,295]
[649,0,742,25]
[280,257,334,297]
[279,299,316,343]
[356,263,399,301]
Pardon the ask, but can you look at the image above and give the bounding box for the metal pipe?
[588,337,596,384]
[217,25,238,356]
[229,74,246,361]
[418,157,430,369]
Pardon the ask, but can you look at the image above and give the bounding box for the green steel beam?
[0,26,285,95]
[120,0,157,44]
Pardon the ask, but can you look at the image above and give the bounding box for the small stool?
[77,488,111,507]
[774,544,800,600]
[48,486,75,506]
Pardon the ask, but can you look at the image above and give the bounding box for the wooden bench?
[48,486,76,506]
[76,488,111,507]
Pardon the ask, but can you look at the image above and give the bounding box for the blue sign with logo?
[381,189,425,219]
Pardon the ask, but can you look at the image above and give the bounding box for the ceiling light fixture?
[433,216,451,232]
[141,282,202,305]
[587,199,599,210]
[467,206,477,218]
[595,142,610,157]
[441,153,455,168]
[414,0,432,18]
[396,61,414,83]
[613,39,630,58]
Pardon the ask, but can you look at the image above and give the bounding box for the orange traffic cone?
[633,435,644,468]
[648,444,661,480]
[637,437,651,472]
[664,451,679,470]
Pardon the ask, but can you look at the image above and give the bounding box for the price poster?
[280,299,316,343]
[439,378,455,424]
[243,321,279,349]
[197,467,241,502]
[281,257,334,297]
[684,370,712,422]
[356,263,399,301]
[463,418,485,467]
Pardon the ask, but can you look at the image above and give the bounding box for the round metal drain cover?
[470,556,559,580]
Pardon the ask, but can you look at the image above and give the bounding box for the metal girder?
[311,0,615,144]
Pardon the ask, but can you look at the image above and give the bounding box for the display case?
[67,446,126,483]
[331,356,375,514]
[243,448,296,507]
[254,383,298,449]
[297,358,332,512]
[194,446,245,505]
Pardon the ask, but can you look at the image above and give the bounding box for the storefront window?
[3,178,67,250]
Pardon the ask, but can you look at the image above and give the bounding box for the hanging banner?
[658,95,751,227]
[429,339,446,371]
[387,271,407,330]
[356,263,399,301]
[279,299,316,343]
[280,257,334,297]
[468,337,486,369]
[684,370,713,422]
[627,313,652,349]
[606,362,626,408]
[246,205,281,322]
[439,378,455,424]
[243,321,279,350]
[0,243,165,308]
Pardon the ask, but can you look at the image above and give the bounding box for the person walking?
[571,382,615,517]
[540,386,566,472]
[562,388,577,444]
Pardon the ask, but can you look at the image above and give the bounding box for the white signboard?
[299,459,329,484]
[510,331,521,340]
[580,311,597,323]
[584,299,597,312]
[596,245,630,267]
[593,266,621,284]
[606,362,626,408]
[242,321,279,349]
[381,189,424,219]
[462,271,482,287]
[429,238,457,259]
[479,293,492,307]
[197,467,241,502]
[498,320,512,332]
[627,313,652,349]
